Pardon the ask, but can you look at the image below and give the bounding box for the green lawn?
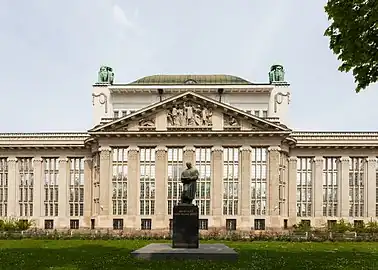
[0,240,378,270]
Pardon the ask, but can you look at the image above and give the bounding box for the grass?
[0,240,378,270]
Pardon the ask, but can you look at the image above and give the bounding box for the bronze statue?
[98,66,114,84]
[180,162,199,204]
[269,64,285,83]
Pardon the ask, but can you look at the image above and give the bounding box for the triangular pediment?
[89,91,291,133]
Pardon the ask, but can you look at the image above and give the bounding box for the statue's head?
[100,66,108,73]
[270,64,284,72]
[186,162,192,169]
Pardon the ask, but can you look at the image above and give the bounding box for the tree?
[324,0,378,92]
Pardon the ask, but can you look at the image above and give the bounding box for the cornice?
[289,131,378,148]
[0,132,89,138]
[107,84,274,93]
[292,131,378,138]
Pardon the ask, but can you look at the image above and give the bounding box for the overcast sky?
[0,0,377,132]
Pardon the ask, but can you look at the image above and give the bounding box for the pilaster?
[183,146,195,165]
[126,146,139,228]
[366,157,376,218]
[7,157,17,217]
[287,156,297,225]
[268,146,280,229]
[339,157,350,217]
[32,157,43,221]
[240,146,251,229]
[83,157,93,228]
[58,157,68,227]
[99,147,111,228]
[313,157,323,222]
[155,146,167,229]
[211,146,223,227]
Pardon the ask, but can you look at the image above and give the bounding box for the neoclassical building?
[0,65,377,231]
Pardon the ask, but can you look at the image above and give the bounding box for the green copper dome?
[128,74,252,85]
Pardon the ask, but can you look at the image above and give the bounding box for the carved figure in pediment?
[139,118,155,127]
[167,102,212,127]
[224,114,240,127]
[184,102,195,126]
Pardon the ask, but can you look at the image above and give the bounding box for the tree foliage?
[324,0,378,92]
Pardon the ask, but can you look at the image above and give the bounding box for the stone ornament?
[97,66,114,84]
[274,92,290,113]
[223,114,240,127]
[92,92,108,113]
[139,118,155,127]
[269,64,285,83]
[167,102,212,127]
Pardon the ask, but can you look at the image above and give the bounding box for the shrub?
[0,218,34,232]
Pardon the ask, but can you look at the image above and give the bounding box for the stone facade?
[0,74,377,231]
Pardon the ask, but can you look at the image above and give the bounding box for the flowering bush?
[0,218,34,232]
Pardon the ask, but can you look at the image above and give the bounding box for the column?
[287,156,297,225]
[240,146,251,230]
[126,146,139,229]
[83,157,93,228]
[32,157,43,223]
[339,157,350,218]
[268,146,280,229]
[313,156,323,226]
[99,147,111,228]
[366,157,376,218]
[7,157,17,217]
[155,146,167,229]
[58,157,68,228]
[211,146,223,227]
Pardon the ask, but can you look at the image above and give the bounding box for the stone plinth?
[131,243,238,261]
[172,204,199,248]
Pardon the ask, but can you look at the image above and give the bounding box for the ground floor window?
[44,219,54,229]
[254,219,265,230]
[283,219,288,229]
[301,219,311,228]
[113,219,123,230]
[327,220,336,230]
[70,219,79,229]
[199,219,208,230]
[141,219,152,230]
[226,219,237,231]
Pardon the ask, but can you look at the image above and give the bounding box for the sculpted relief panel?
[167,102,212,127]
[139,117,155,127]
[223,114,240,127]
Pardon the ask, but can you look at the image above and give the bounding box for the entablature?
[291,131,378,149]
[0,132,89,149]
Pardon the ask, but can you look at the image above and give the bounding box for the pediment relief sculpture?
[116,124,129,131]
[167,102,212,128]
[139,117,155,127]
[223,114,240,128]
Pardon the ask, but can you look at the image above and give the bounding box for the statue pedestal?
[172,204,199,248]
[131,203,238,260]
